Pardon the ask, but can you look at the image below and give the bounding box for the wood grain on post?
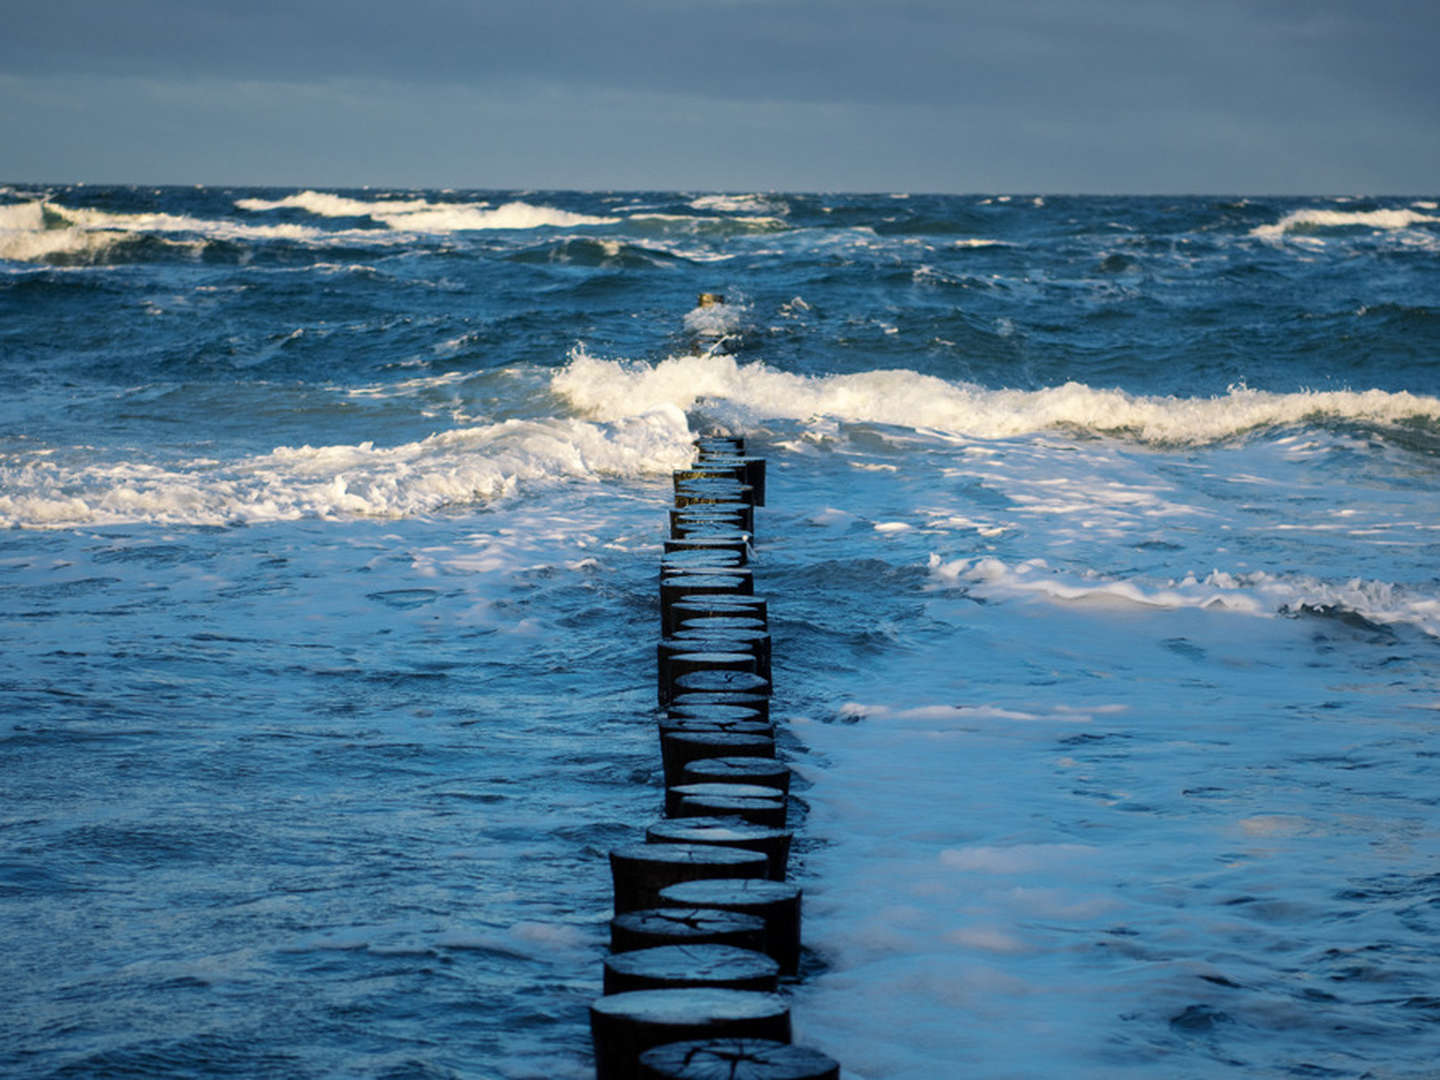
[610,908,767,955]
[658,717,775,739]
[590,989,791,1080]
[657,879,803,976]
[602,944,779,995]
[677,795,787,829]
[672,670,770,697]
[664,782,787,817]
[664,703,767,725]
[638,1038,837,1080]
[645,818,791,883]
[668,690,770,721]
[610,842,768,915]
[661,731,776,787]
[666,596,768,635]
[680,756,791,793]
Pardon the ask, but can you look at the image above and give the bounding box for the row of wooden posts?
[587,434,841,1080]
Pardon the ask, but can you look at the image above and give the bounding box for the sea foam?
[1250,207,1440,238]
[0,194,622,264]
[551,351,1440,445]
[0,200,331,262]
[237,192,619,232]
[928,555,1440,637]
[0,408,693,529]
[689,194,789,216]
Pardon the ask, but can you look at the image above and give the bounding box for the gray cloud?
[5,0,1436,116]
[3,0,1435,191]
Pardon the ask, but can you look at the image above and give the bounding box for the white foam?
[238,192,617,232]
[928,555,1440,637]
[681,297,745,340]
[929,555,1267,614]
[791,690,1132,1076]
[0,199,337,262]
[235,191,483,219]
[689,193,788,215]
[0,201,45,231]
[1,201,126,262]
[343,371,471,399]
[940,843,1097,873]
[1,194,621,262]
[551,351,1440,445]
[0,407,693,529]
[1250,207,1440,238]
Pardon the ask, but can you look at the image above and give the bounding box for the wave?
[1,193,620,263]
[928,556,1440,638]
[689,194,789,216]
[550,351,1440,445]
[237,191,618,232]
[505,237,681,269]
[0,199,332,264]
[1250,207,1440,239]
[0,408,693,529]
[234,191,481,219]
[624,213,790,239]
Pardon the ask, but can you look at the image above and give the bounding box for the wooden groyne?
[590,416,839,1080]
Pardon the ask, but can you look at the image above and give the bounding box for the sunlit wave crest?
[236,191,620,231]
[552,349,1440,445]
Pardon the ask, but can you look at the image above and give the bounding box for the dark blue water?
[2,186,1439,1078]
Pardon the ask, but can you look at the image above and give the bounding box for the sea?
[2,186,1438,1079]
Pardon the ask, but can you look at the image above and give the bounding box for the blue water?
[2,186,1439,1078]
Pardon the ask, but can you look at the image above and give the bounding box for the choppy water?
[2,185,1439,1078]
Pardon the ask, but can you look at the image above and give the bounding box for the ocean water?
[2,185,1439,1079]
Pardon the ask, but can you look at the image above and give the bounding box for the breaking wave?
[236,192,619,232]
[0,194,622,263]
[1250,207,1440,239]
[0,408,693,529]
[551,351,1440,445]
[0,199,329,263]
[689,194,790,216]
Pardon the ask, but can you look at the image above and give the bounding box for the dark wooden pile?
[590,434,839,1080]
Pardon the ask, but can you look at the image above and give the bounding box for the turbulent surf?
[2,187,1438,1079]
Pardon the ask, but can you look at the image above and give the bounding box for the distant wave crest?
[552,350,1440,445]
[236,191,619,232]
[0,193,622,263]
[1250,207,1440,239]
[0,199,327,263]
[689,194,790,216]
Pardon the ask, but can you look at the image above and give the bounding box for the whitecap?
[238,191,618,232]
[1250,207,1440,238]
[0,407,694,529]
[0,198,335,262]
[551,350,1440,446]
[927,556,1440,637]
[688,193,789,215]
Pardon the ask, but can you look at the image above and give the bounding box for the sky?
[2,0,1436,193]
